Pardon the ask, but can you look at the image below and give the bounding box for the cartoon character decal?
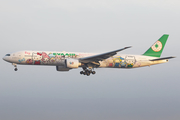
[48,53,55,58]
[113,57,121,67]
[107,56,135,68]
[26,59,33,64]
[125,56,136,68]
[55,55,62,64]
[26,52,79,65]
[111,57,128,68]
[61,55,65,60]
[18,58,25,63]
[42,52,50,64]
[48,53,56,64]
[119,57,127,68]
[106,59,113,67]
[33,52,42,65]
[50,57,56,64]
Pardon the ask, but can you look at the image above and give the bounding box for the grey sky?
[0,0,180,120]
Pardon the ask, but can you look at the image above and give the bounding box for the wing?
[79,46,132,63]
[149,56,176,61]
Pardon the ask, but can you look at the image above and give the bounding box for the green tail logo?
[143,34,169,57]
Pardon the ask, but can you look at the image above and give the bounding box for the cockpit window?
[5,54,10,56]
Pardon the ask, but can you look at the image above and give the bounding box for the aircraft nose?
[3,54,12,62]
[2,56,7,61]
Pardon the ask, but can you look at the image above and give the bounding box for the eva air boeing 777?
[3,34,175,76]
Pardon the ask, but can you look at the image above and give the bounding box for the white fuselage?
[3,51,168,69]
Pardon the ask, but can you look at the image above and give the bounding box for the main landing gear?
[80,67,96,76]
[13,63,18,71]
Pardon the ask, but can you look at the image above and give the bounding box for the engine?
[56,66,70,71]
[66,59,80,68]
[56,59,80,71]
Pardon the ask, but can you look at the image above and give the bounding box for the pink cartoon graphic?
[42,52,50,64]
[50,57,56,64]
[26,59,33,64]
[33,52,42,65]
[55,55,61,64]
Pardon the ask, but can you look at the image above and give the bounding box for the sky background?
[0,0,180,120]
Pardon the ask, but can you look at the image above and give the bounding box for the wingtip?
[125,46,132,49]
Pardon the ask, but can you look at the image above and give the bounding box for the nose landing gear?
[12,63,18,71]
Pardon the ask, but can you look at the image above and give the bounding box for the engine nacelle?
[56,59,80,71]
[66,59,80,68]
[56,66,70,71]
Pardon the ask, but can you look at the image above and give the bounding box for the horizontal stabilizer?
[149,56,176,61]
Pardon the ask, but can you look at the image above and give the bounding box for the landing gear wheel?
[81,66,96,76]
[14,68,18,71]
[92,71,96,74]
[80,71,83,74]
[86,72,90,76]
[85,70,90,75]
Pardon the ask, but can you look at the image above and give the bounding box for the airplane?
[2,34,175,76]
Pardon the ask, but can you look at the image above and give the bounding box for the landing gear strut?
[80,67,96,76]
[13,63,18,71]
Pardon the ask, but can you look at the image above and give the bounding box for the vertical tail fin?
[143,34,169,57]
